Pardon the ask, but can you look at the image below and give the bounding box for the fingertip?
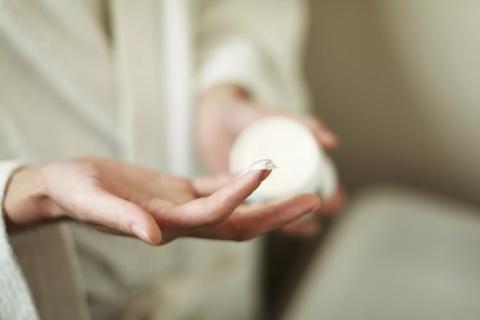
[303,117,339,149]
[296,193,323,213]
[260,168,273,180]
[240,159,276,184]
[184,160,276,228]
[147,226,162,245]
[244,167,272,181]
[131,220,162,245]
[321,131,339,149]
[241,159,276,175]
[322,187,346,215]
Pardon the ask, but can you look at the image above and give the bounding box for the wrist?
[200,83,250,105]
[3,165,58,227]
[199,83,260,135]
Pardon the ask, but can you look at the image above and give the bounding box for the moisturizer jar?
[229,116,338,202]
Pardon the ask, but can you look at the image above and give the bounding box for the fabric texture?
[10,223,90,320]
[0,160,39,320]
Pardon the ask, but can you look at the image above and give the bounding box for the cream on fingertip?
[241,159,277,175]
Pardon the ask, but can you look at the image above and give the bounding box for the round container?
[229,116,338,202]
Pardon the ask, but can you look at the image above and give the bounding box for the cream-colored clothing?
[0,0,310,319]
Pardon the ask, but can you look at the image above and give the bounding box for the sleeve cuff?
[0,160,25,224]
[0,160,39,320]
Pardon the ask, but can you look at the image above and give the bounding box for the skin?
[197,83,345,235]
[3,158,323,245]
[2,83,343,245]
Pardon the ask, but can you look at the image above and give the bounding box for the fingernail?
[131,224,151,243]
[241,159,277,176]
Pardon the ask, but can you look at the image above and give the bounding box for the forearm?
[199,83,260,135]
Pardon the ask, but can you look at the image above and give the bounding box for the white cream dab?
[242,159,277,175]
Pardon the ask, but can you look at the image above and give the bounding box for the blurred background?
[266,1,480,319]
[308,0,480,200]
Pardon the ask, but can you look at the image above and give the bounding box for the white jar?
[229,116,338,202]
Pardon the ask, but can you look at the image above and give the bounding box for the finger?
[162,160,274,229]
[278,215,322,236]
[279,188,346,236]
[73,186,162,245]
[302,117,338,149]
[233,194,322,237]
[279,221,321,237]
[316,187,346,215]
[192,173,235,196]
[191,193,322,241]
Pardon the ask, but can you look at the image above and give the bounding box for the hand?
[196,84,345,236]
[3,158,322,245]
[196,84,339,173]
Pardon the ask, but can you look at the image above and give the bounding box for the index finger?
[162,160,275,229]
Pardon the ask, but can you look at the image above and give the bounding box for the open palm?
[6,158,321,245]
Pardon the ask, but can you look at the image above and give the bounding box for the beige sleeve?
[196,0,311,114]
